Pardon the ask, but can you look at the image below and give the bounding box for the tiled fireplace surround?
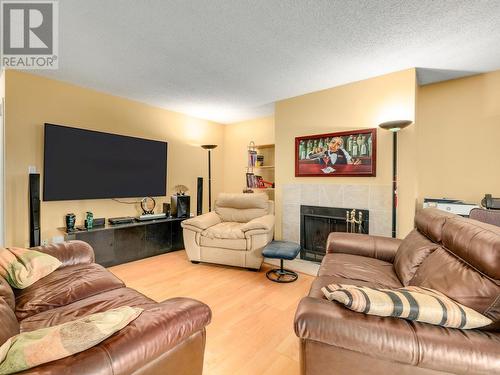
[265,183,392,275]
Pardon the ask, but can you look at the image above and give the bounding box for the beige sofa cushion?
[215,193,269,223]
[202,222,245,239]
[200,222,247,250]
[200,237,247,251]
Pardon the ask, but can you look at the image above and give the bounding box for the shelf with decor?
[245,141,275,200]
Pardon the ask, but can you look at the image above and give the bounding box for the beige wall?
[275,69,417,238]
[0,71,5,246]
[416,70,500,205]
[223,116,274,193]
[4,70,225,247]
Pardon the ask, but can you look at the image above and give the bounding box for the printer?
[423,198,480,217]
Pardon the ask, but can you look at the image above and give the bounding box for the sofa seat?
[19,287,157,332]
[15,263,125,321]
[200,222,248,250]
[295,296,500,375]
[318,253,402,288]
[19,297,211,375]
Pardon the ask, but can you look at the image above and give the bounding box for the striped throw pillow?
[321,284,492,329]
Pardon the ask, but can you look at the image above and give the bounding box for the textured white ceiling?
[35,0,500,123]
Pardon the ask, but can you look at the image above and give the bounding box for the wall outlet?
[28,166,37,174]
[40,239,48,246]
[52,236,64,244]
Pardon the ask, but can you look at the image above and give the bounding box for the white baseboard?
[264,257,319,276]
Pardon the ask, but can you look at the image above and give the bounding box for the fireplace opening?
[300,205,369,262]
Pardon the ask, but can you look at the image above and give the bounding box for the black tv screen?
[43,124,167,201]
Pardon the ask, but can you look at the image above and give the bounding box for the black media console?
[62,217,185,267]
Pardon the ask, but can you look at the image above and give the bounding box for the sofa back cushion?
[393,229,440,285]
[414,208,455,243]
[0,298,19,346]
[0,277,14,310]
[409,217,500,325]
[215,193,270,223]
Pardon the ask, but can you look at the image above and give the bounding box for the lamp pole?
[378,120,412,238]
[201,145,217,212]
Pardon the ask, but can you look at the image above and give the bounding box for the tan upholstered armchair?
[181,193,275,270]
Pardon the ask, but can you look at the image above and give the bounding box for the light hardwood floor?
[109,250,313,375]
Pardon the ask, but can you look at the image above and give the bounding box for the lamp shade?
[378,120,413,132]
[201,144,218,150]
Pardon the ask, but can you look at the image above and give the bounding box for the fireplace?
[300,205,369,262]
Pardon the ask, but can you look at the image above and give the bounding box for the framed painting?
[295,128,376,177]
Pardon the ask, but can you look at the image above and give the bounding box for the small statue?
[174,185,189,195]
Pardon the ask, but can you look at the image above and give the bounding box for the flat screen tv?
[43,124,167,201]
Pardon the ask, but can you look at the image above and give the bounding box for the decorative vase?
[85,211,94,230]
[65,213,76,232]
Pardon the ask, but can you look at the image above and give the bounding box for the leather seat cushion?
[20,287,156,332]
[318,253,403,289]
[15,263,124,321]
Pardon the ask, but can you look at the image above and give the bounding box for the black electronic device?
[29,173,41,247]
[197,177,203,215]
[43,124,168,201]
[85,217,105,228]
[482,194,500,210]
[163,203,171,216]
[171,195,190,218]
[108,217,135,225]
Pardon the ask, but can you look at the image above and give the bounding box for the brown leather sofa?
[0,241,211,375]
[295,208,500,375]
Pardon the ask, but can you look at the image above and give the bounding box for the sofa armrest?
[295,296,500,374]
[31,240,95,267]
[326,232,402,263]
[241,214,275,233]
[19,297,212,375]
[181,212,221,232]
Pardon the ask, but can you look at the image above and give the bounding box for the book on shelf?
[248,150,257,167]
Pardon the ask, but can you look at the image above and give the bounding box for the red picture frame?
[295,128,377,177]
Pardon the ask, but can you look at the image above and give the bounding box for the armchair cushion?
[326,232,402,263]
[240,214,275,233]
[202,222,245,239]
[215,193,269,223]
[181,212,221,232]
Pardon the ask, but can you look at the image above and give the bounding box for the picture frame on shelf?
[295,128,376,177]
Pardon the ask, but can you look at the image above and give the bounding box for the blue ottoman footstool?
[262,241,301,283]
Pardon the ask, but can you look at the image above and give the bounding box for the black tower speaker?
[197,177,203,215]
[29,173,41,247]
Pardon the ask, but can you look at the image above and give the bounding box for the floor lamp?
[201,144,217,212]
[378,120,413,238]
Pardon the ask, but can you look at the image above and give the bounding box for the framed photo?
[295,128,376,177]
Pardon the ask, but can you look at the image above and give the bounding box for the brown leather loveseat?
[295,208,500,374]
[0,241,211,375]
